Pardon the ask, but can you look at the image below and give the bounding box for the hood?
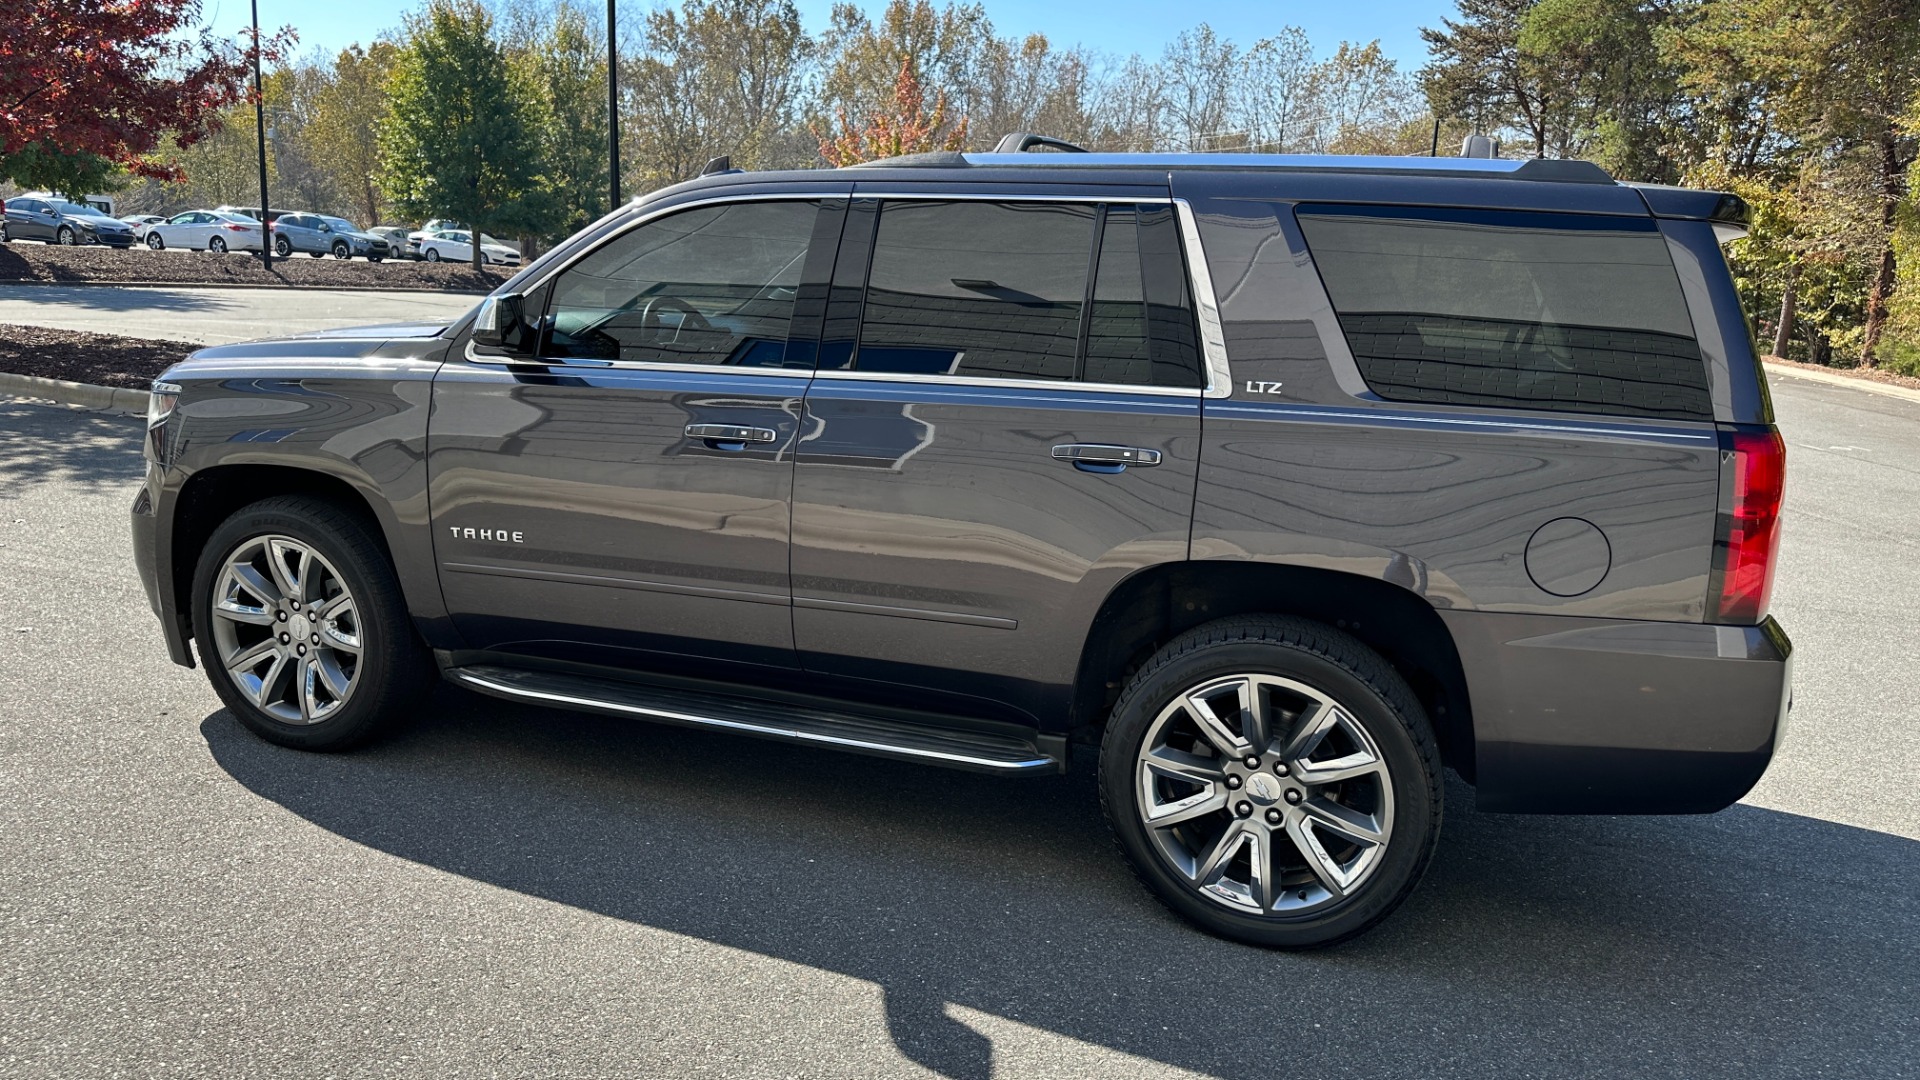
[290,320,450,340]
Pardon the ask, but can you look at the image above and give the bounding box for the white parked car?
[144,210,264,253]
[416,229,520,266]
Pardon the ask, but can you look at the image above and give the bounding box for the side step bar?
[446,663,1065,774]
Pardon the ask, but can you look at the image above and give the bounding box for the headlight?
[145,380,182,464]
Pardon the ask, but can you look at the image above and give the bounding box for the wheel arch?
[167,464,429,664]
[1071,562,1476,781]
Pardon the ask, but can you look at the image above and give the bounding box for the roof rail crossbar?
[991,133,1090,154]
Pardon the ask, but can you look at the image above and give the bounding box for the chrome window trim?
[1173,198,1233,399]
[806,368,1201,399]
[471,188,1226,398]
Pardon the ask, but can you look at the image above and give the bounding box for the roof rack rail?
[991,133,1090,154]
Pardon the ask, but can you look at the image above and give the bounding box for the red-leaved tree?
[814,57,969,166]
[1,0,290,180]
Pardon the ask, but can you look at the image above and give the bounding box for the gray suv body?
[131,148,1792,947]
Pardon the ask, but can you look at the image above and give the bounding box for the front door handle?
[686,423,778,447]
[1051,444,1162,473]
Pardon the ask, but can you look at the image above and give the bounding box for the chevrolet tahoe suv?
[132,140,1792,948]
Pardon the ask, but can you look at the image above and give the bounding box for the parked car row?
[3,195,523,267]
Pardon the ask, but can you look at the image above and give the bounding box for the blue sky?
[202,0,1451,71]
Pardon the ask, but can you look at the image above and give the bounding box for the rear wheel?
[209,236,227,254]
[1099,616,1443,948]
[1,221,10,242]
[274,236,291,257]
[191,495,432,751]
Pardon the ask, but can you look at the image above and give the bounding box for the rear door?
[428,192,845,672]
[12,199,52,241]
[788,188,1207,722]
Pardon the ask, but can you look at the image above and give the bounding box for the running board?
[446,663,1065,774]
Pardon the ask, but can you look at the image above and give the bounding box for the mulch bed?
[0,240,508,293]
[0,324,195,389]
[1764,354,1920,393]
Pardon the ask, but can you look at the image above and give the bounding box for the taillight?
[1710,425,1786,623]
[223,222,249,231]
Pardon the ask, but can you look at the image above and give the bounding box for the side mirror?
[472,293,533,355]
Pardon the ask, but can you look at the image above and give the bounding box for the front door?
[428,195,843,672]
[789,191,1207,723]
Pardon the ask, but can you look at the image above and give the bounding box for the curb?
[0,371,149,414]
[0,278,492,297]
[1762,360,1920,406]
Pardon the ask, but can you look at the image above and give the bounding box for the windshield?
[480,234,508,247]
[53,202,110,218]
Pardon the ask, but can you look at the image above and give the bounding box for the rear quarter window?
[1295,205,1712,420]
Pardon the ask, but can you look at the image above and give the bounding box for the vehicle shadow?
[0,400,145,490]
[202,686,1920,1079]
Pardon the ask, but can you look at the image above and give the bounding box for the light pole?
[607,0,621,210]
[251,0,271,267]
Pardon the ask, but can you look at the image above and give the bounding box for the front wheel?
[146,233,164,250]
[191,495,432,751]
[1099,616,1443,949]
[208,236,227,254]
[424,248,440,262]
[332,241,350,259]
[57,226,77,245]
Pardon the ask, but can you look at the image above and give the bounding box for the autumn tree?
[378,0,546,270]
[815,58,968,165]
[1,0,284,183]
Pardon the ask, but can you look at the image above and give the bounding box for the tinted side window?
[1296,205,1711,420]
[856,201,1092,381]
[1081,205,1201,388]
[545,200,818,367]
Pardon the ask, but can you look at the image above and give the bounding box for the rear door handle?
[1051,444,1162,473]
[686,423,777,446]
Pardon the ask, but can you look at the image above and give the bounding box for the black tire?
[368,255,382,263]
[209,236,227,254]
[57,226,76,246]
[274,236,291,257]
[480,252,490,265]
[191,495,432,751]
[1098,615,1443,949]
[146,233,164,250]
[310,251,324,258]
[1,221,10,242]
[332,241,350,259]
[424,248,440,262]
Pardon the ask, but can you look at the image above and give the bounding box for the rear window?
[1295,205,1712,420]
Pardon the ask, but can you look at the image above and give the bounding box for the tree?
[0,143,124,200]
[627,0,814,190]
[307,43,404,226]
[815,57,968,165]
[378,0,546,271]
[1,0,286,181]
[523,2,611,235]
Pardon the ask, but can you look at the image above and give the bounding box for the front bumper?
[1442,610,1792,814]
[130,467,193,667]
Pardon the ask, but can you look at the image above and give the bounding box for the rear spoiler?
[1627,184,1751,243]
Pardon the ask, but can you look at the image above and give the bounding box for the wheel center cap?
[288,613,312,640]
[1244,772,1283,805]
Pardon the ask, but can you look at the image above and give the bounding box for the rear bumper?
[1441,610,1792,814]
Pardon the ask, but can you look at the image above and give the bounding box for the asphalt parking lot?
[0,284,477,344]
[1,373,1915,1078]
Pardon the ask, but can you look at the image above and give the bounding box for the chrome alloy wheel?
[1136,674,1394,916]
[208,535,362,724]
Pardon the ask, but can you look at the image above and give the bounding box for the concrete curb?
[0,371,149,414]
[0,278,491,297]
[1763,360,1920,406]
